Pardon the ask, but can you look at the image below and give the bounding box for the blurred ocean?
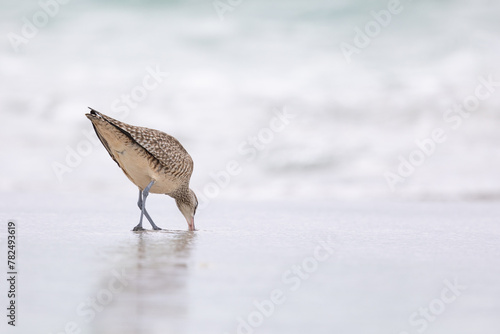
[1,0,500,201]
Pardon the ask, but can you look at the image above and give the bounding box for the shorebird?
[85,108,197,231]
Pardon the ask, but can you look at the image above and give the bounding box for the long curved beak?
[188,217,196,231]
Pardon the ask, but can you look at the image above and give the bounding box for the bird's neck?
[170,185,191,203]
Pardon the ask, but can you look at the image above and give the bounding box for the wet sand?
[1,192,499,334]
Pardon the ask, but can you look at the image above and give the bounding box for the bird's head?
[175,188,198,231]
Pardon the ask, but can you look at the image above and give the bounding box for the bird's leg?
[133,181,151,231]
[136,187,162,230]
[133,180,162,231]
[133,189,146,231]
[133,190,145,231]
[137,188,143,210]
[142,180,162,230]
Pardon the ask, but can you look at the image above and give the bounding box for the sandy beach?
[1,192,499,334]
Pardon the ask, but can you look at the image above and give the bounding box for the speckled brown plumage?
[92,111,193,183]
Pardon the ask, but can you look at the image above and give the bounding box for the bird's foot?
[132,225,145,232]
[152,226,162,231]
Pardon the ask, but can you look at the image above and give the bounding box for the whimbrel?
[85,108,197,231]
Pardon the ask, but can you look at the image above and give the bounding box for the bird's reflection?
[92,230,196,334]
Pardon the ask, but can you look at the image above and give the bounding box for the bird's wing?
[129,127,194,179]
[93,110,194,179]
